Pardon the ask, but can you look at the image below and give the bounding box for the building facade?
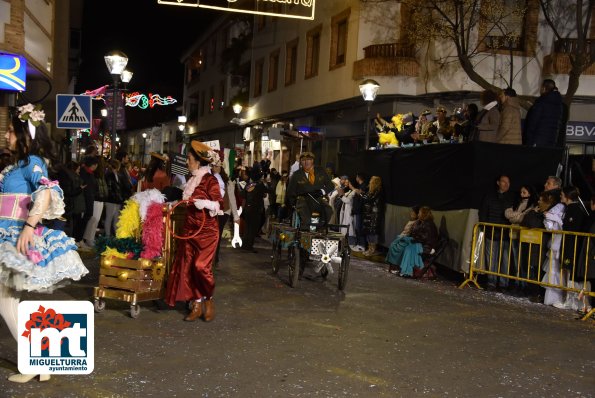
[179,0,595,173]
[0,0,82,158]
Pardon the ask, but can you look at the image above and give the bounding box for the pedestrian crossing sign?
[56,94,92,129]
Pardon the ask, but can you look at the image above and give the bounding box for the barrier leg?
[581,307,595,321]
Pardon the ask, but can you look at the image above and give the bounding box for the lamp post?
[141,132,147,165]
[100,108,108,156]
[104,50,132,158]
[233,103,243,147]
[359,79,380,150]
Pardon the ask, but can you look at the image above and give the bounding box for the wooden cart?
[93,204,187,318]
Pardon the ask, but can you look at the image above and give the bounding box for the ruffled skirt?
[0,221,88,292]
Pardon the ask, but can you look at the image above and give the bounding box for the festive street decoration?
[82,86,177,109]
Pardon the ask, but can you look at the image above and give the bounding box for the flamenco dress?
[0,156,88,293]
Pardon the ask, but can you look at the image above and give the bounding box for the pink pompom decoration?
[28,250,43,264]
[140,202,164,259]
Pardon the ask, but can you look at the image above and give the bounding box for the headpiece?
[17,103,45,140]
[299,151,315,160]
[150,152,169,162]
[436,106,447,114]
[190,140,220,165]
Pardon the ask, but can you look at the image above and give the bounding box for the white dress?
[542,203,565,306]
[339,190,355,237]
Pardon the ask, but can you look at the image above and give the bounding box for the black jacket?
[286,166,334,207]
[362,190,383,235]
[523,90,563,147]
[105,170,124,204]
[479,190,514,239]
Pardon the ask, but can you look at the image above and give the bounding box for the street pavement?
[0,237,594,398]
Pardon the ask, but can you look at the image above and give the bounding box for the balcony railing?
[553,38,594,56]
[363,43,415,59]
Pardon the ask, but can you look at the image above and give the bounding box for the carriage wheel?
[338,248,350,291]
[288,245,300,288]
[271,238,282,275]
[130,304,140,319]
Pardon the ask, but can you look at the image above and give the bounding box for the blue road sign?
[56,94,92,129]
[0,53,27,91]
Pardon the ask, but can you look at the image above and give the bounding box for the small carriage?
[93,200,187,318]
[270,214,350,290]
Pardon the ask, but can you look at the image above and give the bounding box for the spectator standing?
[56,161,84,238]
[496,87,522,145]
[289,153,300,177]
[538,191,565,307]
[116,151,134,200]
[560,186,588,310]
[476,89,500,143]
[212,161,234,267]
[460,103,479,142]
[275,171,289,220]
[348,173,368,252]
[362,176,384,256]
[240,167,267,253]
[479,174,514,289]
[523,79,564,147]
[141,153,170,192]
[544,175,563,204]
[82,156,108,247]
[76,155,98,248]
[104,159,124,237]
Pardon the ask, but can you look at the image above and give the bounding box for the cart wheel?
[130,304,140,319]
[271,239,281,275]
[93,299,106,313]
[338,248,350,291]
[288,246,300,288]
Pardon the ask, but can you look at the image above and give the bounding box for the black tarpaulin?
[338,142,563,211]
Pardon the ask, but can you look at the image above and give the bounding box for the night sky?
[75,1,218,129]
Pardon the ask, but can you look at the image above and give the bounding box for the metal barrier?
[459,222,595,321]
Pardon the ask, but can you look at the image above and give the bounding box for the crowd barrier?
[459,222,595,321]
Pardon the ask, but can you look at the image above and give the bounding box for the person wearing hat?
[432,106,454,141]
[286,151,335,230]
[165,140,223,322]
[496,87,522,145]
[140,152,170,192]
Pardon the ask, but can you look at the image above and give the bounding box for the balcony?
[353,43,419,80]
[543,38,595,75]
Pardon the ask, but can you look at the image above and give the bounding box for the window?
[305,25,322,79]
[479,0,539,56]
[285,38,298,86]
[268,49,280,92]
[254,58,264,97]
[330,9,350,69]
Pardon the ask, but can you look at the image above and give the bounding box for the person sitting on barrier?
[538,190,566,308]
[286,152,334,230]
[386,205,420,274]
[560,186,589,310]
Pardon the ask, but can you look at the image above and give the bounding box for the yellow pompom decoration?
[391,114,404,132]
[116,199,141,239]
[378,131,399,146]
[101,247,129,259]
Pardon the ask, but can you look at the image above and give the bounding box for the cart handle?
[166,200,206,240]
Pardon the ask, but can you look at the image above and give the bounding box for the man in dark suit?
[286,152,335,229]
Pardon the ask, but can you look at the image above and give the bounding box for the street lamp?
[178,115,187,132]
[233,103,243,147]
[100,108,108,156]
[141,132,147,165]
[104,50,130,158]
[359,79,380,150]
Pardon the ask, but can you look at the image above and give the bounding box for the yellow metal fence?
[459,222,595,321]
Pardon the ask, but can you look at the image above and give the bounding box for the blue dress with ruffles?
[0,156,88,292]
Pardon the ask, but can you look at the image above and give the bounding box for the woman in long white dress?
[540,191,565,307]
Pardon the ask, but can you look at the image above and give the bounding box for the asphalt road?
[0,237,594,398]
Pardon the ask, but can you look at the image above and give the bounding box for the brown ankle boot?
[184,300,203,322]
[203,298,215,322]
